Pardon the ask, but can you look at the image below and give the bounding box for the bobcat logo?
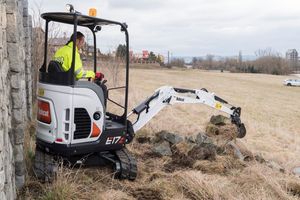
[176,97,184,102]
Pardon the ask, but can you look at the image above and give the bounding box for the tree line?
[116,45,294,75]
[192,48,292,75]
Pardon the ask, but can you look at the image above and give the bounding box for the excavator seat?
[47,60,107,109]
[48,60,64,73]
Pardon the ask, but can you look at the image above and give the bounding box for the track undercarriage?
[33,147,138,182]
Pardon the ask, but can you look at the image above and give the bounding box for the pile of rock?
[148,115,245,159]
[136,115,286,174]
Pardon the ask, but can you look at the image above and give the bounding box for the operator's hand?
[95,72,104,81]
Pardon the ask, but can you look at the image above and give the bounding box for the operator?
[53,31,95,80]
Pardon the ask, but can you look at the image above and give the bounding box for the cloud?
[107,0,165,10]
[28,0,300,56]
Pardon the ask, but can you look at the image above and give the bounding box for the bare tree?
[192,57,203,69]
[202,54,214,69]
[31,1,45,101]
[108,57,122,87]
[191,48,290,75]
[31,0,44,28]
[31,0,64,101]
[253,48,290,75]
[170,58,185,68]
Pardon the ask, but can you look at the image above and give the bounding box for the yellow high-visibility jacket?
[53,42,95,80]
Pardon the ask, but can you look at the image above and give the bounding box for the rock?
[185,135,197,144]
[226,141,254,161]
[173,142,195,156]
[0,192,5,200]
[151,141,172,156]
[185,133,216,160]
[0,170,4,191]
[14,144,24,162]
[164,147,196,172]
[292,167,300,177]
[0,0,32,198]
[209,115,229,126]
[205,124,220,136]
[151,131,165,143]
[188,143,217,161]
[195,132,213,144]
[15,175,25,189]
[266,160,285,173]
[225,141,244,160]
[11,91,24,109]
[13,125,25,145]
[255,155,266,163]
[15,161,25,176]
[12,109,24,125]
[234,141,253,160]
[154,130,183,145]
[185,132,212,145]
[11,74,21,89]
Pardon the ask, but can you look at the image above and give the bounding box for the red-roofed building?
[142,50,149,59]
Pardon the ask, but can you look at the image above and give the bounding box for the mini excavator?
[34,5,246,181]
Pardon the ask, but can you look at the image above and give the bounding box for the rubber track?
[33,148,57,182]
[115,148,137,180]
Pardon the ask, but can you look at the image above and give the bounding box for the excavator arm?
[128,86,246,138]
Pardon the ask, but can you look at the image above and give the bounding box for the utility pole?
[238,50,243,72]
[168,51,170,65]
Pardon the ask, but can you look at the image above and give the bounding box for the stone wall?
[0,0,32,199]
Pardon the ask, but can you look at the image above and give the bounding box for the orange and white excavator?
[34,5,246,181]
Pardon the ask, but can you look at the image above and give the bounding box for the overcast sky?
[28,0,300,57]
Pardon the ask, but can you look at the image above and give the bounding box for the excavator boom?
[129,86,246,138]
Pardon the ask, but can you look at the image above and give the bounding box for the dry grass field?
[129,68,300,169]
[21,68,300,200]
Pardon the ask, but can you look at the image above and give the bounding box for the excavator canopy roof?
[41,12,124,28]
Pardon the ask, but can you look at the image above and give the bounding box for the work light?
[66,4,74,13]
